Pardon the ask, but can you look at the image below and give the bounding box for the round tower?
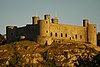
[88,24,97,45]
[6,26,17,42]
[83,19,88,27]
[38,20,50,36]
[32,16,40,25]
[52,17,58,24]
[37,19,52,45]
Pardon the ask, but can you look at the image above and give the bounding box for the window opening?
[80,35,82,39]
[46,31,48,33]
[72,36,74,39]
[61,33,63,37]
[70,37,71,40]
[55,33,57,37]
[75,35,77,39]
[46,21,48,23]
[65,34,67,37]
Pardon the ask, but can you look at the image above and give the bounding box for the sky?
[0,0,100,34]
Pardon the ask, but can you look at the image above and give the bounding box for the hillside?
[0,40,100,67]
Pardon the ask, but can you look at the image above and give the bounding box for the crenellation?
[6,14,97,46]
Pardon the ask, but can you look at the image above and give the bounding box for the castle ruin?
[6,15,97,45]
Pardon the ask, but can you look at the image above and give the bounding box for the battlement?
[32,14,59,25]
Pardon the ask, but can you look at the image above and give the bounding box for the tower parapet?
[44,14,50,23]
[52,17,58,24]
[83,19,89,27]
[32,16,40,25]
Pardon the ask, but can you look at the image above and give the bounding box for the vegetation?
[0,34,6,45]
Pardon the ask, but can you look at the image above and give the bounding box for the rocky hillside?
[0,40,100,67]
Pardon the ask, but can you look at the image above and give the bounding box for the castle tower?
[83,19,89,42]
[37,15,53,45]
[83,19,88,27]
[83,19,97,45]
[32,16,40,25]
[52,17,58,24]
[6,26,17,42]
[88,24,97,45]
[37,15,50,36]
[38,19,50,36]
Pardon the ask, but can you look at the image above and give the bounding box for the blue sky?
[0,0,100,34]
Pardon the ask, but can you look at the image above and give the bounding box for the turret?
[32,16,40,25]
[83,19,89,42]
[83,19,88,27]
[52,17,58,24]
[44,14,50,23]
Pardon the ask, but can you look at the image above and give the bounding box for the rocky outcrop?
[0,40,100,67]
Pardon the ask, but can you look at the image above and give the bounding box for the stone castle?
[6,15,97,45]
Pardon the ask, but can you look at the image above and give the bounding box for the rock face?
[0,40,100,67]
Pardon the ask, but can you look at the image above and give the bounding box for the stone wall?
[49,24,87,42]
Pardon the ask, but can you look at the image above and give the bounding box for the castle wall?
[17,27,27,39]
[49,24,87,42]
[17,25,39,41]
[26,24,39,41]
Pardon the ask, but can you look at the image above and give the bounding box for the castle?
[6,15,97,45]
